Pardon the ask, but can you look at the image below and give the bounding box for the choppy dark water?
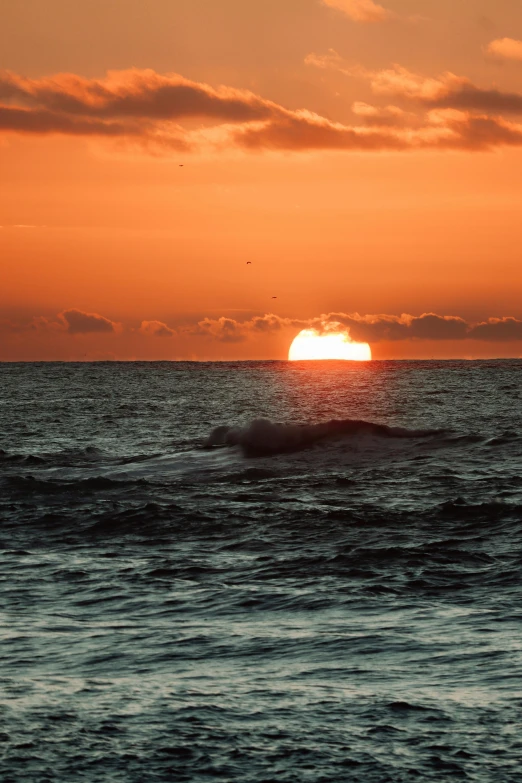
[1,360,522,782]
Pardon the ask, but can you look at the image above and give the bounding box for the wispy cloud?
[320,0,391,23]
[486,38,522,62]
[0,223,47,229]
[304,50,349,71]
[306,53,522,109]
[351,101,413,127]
[368,64,522,115]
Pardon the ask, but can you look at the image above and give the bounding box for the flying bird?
[272,296,277,299]
[246,262,252,265]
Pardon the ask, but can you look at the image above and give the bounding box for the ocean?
[1,360,522,782]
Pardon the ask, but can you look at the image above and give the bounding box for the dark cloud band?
[2,68,522,153]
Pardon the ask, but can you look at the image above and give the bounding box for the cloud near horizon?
[3,66,522,153]
[190,314,288,343]
[0,309,121,335]
[3,310,522,344]
[139,320,176,337]
[190,312,522,343]
[60,309,120,334]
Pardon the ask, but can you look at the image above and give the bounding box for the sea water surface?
[1,360,522,782]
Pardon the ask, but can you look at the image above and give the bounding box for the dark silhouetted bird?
[272,296,277,299]
[246,262,252,265]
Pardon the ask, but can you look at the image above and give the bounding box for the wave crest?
[203,418,441,457]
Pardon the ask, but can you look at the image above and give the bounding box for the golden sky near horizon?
[1,0,522,360]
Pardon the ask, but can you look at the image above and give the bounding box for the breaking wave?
[203,417,443,456]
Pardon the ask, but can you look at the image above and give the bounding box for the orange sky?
[1,0,522,360]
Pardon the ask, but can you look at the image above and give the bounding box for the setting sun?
[288,329,372,361]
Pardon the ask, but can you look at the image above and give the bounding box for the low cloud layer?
[139,320,176,337]
[324,313,522,342]
[61,309,119,334]
[2,310,522,344]
[190,312,522,343]
[0,309,120,335]
[3,65,522,153]
[191,314,288,343]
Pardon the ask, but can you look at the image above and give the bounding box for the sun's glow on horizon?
[288,329,372,361]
